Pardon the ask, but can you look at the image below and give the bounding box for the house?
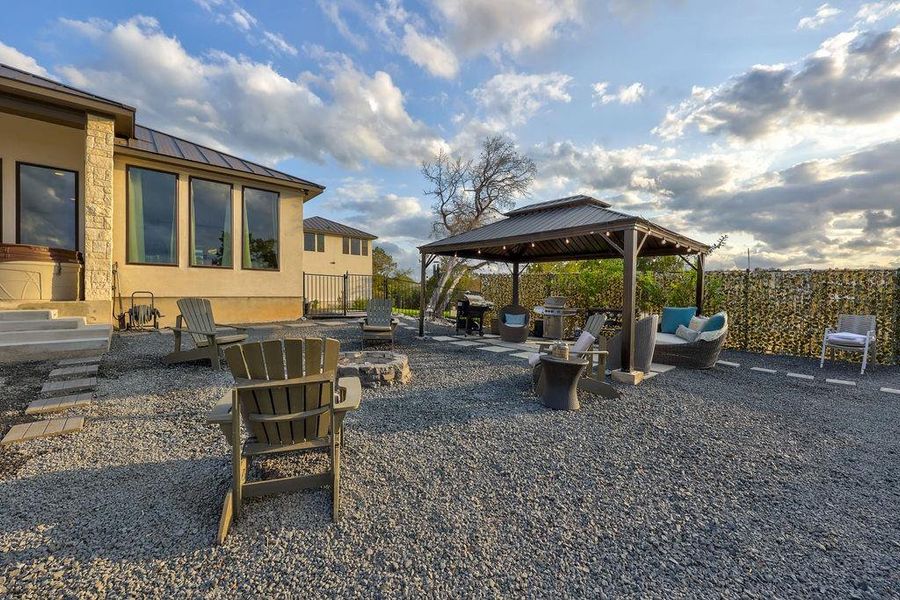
[0,64,325,327]
[302,216,376,277]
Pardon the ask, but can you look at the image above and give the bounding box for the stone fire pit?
[338,351,412,388]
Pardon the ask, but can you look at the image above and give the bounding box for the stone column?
[83,114,115,302]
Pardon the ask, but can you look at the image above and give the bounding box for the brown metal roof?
[419,195,709,262]
[304,216,377,240]
[125,125,324,190]
[0,63,135,111]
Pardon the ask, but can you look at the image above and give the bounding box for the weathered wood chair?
[820,314,877,374]
[165,298,247,369]
[529,330,618,399]
[207,337,361,543]
[359,298,399,350]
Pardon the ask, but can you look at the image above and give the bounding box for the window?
[242,187,279,270]
[342,237,365,255]
[17,163,78,250]
[351,238,361,255]
[362,239,368,256]
[127,166,178,265]
[304,232,325,252]
[342,236,349,254]
[190,178,232,267]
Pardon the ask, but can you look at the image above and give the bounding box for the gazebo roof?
[418,195,709,262]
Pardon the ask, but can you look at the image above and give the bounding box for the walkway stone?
[826,378,856,386]
[26,393,93,415]
[1,417,84,446]
[787,372,814,380]
[478,345,515,353]
[450,340,484,347]
[58,356,102,366]
[49,364,99,379]
[716,360,740,367]
[750,367,777,374]
[881,387,900,395]
[41,377,97,396]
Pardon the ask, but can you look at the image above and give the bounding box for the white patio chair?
[819,314,876,374]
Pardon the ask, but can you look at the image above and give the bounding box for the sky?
[1,0,899,273]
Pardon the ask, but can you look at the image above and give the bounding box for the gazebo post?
[695,253,705,316]
[418,252,427,337]
[613,227,641,384]
[511,262,520,306]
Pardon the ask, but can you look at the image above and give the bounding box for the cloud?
[855,2,900,24]
[57,16,444,168]
[797,3,841,30]
[193,0,297,56]
[655,27,900,142]
[332,178,433,240]
[316,0,368,50]
[0,42,49,76]
[401,25,459,79]
[471,71,572,125]
[262,31,298,56]
[592,81,646,105]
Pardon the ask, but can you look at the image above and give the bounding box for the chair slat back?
[177,298,217,345]
[837,314,876,336]
[224,338,339,447]
[584,313,606,337]
[366,299,393,326]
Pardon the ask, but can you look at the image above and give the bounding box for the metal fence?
[303,272,425,318]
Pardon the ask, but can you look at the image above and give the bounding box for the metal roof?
[303,216,377,240]
[0,63,135,111]
[419,195,709,262]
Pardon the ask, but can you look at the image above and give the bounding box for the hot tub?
[0,243,82,301]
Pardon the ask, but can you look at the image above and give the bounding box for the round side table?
[539,355,587,411]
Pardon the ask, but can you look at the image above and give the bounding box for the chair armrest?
[206,391,233,424]
[335,377,362,413]
[867,329,877,340]
[170,326,217,336]
[571,350,608,357]
[234,371,335,391]
[215,323,247,332]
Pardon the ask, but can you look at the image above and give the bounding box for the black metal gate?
[303,272,423,318]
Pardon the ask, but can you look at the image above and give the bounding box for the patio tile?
[41,377,97,396]
[650,363,676,373]
[1,417,84,446]
[49,364,99,378]
[26,392,93,415]
[750,367,777,374]
[881,387,900,395]
[716,360,741,367]
[787,372,815,380]
[449,341,484,347]
[511,351,535,359]
[321,321,347,327]
[826,378,856,386]
[57,356,103,366]
[430,335,457,342]
[483,334,500,339]
[478,345,515,353]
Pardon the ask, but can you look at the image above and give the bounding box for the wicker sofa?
[497,305,530,343]
[652,312,728,369]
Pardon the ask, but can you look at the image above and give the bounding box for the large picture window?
[190,178,233,267]
[242,187,279,270]
[17,163,78,250]
[127,166,178,265]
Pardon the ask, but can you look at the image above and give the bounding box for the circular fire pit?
[338,351,412,388]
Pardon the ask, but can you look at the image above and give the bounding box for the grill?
[456,292,494,336]
[533,296,578,339]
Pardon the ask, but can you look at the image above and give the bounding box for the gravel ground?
[0,319,898,598]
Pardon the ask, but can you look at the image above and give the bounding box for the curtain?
[169,178,177,263]
[127,169,145,262]
[242,196,252,268]
[189,188,197,265]
[270,194,278,268]
[221,187,233,267]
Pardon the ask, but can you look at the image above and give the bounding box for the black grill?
[455,292,494,336]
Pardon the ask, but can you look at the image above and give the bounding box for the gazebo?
[417,195,710,383]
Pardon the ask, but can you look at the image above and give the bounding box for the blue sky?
[2,1,899,271]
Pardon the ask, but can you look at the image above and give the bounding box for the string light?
[502,245,507,250]
[565,238,570,244]
[661,239,667,245]
[531,242,535,247]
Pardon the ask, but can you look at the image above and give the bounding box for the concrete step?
[0,316,86,332]
[0,309,58,321]
[0,337,111,363]
[0,324,110,344]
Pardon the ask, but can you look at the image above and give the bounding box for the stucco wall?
[0,112,85,245]
[303,233,373,276]
[112,154,306,325]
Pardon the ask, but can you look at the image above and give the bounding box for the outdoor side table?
[539,355,587,411]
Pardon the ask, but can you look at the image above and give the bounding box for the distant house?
[0,64,325,324]
[302,216,377,277]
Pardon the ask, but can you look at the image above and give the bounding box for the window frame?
[189,175,234,270]
[342,236,349,254]
[304,232,317,252]
[15,161,80,251]
[241,185,281,272]
[316,233,325,252]
[125,164,180,267]
[362,239,368,256]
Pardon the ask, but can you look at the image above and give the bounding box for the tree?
[421,135,536,314]
[373,246,409,279]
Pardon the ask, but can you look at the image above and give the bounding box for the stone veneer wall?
[83,114,114,301]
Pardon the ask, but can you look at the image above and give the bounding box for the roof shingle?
[304,216,377,240]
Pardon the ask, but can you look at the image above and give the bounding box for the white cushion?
[689,316,708,331]
[528,352,541,367]
[675,324,700,342]
[655,332,687,345]
[697,327,727,342]
[572,331,596,354]
[827,332,867,346]
[504,323,525,328]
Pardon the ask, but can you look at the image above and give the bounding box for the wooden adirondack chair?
[359,298,399,350]
[208,337,361,543]
[529,330,619,399]
[165,298,247,369]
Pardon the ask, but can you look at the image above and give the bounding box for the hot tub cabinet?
[0,244,82,301]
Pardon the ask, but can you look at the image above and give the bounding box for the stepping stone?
[716,360,740,367]
[321,321,347,327]
[26,393,93,415]
[787,372,814,380]
[650,363,676,374]
[58,356,102,366]
[1,417,85,446]
[478,345,514,353]
[881,387,900,395]
[826,378,856,386]
[750,367,777,374]
[511,351,535,359]
[285,322,314,328]
[450,340,483,347]
[41,377,96,396]
[49,364,99,378]
[430,335,457,342]
[483,334,500,339]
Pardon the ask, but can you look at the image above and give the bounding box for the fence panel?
[304,272,428,318]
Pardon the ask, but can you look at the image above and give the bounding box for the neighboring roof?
[123,125,324,190]
[419,195,708,262]
[304,216,377,240]
[0,63,135,136]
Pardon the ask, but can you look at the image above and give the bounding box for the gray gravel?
[0,318,898,598]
